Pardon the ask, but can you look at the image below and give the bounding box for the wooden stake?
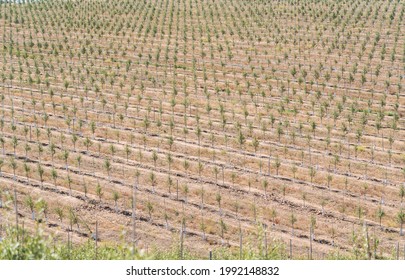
[365,223,370,259]
[373,228,377,259]
[309,226,313,260]
[21,220,24,244]
[289,239,292,259]
[264,224,268,259]
[132,177,137,252]
[396,242,399,260]
[67,231,70,259]
[179,227,184,260]
[14,189,18,242]
[95,221,98,260]
[239,226,243,260]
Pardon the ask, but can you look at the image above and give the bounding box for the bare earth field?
[0,0,404,259]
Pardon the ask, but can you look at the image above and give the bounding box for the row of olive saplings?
[2,0,400,121]
[1,181,405,261]
[0,189,85,231]
[0,109,404,249]
[0,12,400,195]
[1,0,402,242]
[0,109,402,250]
[12,0,402,103]
[1,116,404,233]
[0,177,341,260]
[0,0,400,247]
[0,187,106,260]
[2,0,402,144]
[4,0,401,82]
[6,29,400,156]
[0,81,402,202]
[0,78,404,250]
[2,69,402,204]
[0,187,283,259]
[1,0,400,191]
[0,84,402,228]
[0,187,348,260]
[2,38,402,191]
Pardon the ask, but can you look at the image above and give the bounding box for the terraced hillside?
[0,0,404,259]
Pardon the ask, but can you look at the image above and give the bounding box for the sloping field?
[0,0,404,259]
